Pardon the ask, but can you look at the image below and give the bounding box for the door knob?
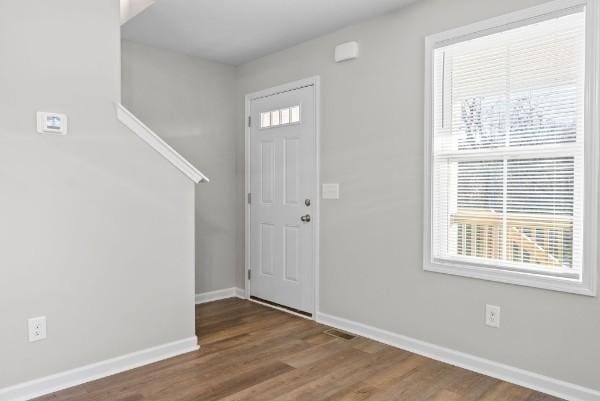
[301,214,311,223]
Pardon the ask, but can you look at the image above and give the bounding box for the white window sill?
[424,259,596,296]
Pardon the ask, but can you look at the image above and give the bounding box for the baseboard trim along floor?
[0,336,199,401]
[195,288,600,400]
[13,290,597,401]
[316,312,600,401]
[195,287,245,304]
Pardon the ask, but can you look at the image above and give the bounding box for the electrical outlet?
[28,316,47,342]
[485,305,501,328]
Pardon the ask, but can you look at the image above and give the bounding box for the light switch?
[322,183,340,199]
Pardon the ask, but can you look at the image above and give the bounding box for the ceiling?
[121,0,418,65]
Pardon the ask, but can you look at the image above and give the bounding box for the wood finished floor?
[37,298,562,401]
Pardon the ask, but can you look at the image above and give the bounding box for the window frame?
[423,0,599,296]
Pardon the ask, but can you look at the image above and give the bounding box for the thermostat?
[37,112,68,135]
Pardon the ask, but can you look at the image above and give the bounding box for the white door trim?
[244,76,321,318]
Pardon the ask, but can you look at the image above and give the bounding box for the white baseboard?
[0,336,199,401]
[195,287,246,304]
[234,287,246,299]
[316,312,600,401]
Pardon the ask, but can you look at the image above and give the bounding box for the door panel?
[284,225,300,282]
[284,138,300,205]
[260,141,274,203]
[259,223,274,276]
[249,84,316,314]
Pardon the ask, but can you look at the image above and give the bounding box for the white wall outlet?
[28,316,47,342]
[485,304,501,328]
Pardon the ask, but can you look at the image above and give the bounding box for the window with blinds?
[424,3,599,292]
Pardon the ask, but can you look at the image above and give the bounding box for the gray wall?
[236,0,600,391]
[121,41,240,293]
[0,0,195,388]
[6,0,596,392]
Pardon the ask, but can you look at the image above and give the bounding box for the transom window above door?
[260,105,301,128]
[423,0,599,295]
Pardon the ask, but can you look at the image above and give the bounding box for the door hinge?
[248,269,251,280]
[247,193,252,204]
[248,116,252,127]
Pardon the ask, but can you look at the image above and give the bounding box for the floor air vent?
[324,328,356,340]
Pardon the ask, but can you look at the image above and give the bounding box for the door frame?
[244,76,321,319]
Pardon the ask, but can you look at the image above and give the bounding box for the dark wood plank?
[35,298,564,401]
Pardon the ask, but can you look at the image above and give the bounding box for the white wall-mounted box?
[334,41,359,63]
[37,112,68,135]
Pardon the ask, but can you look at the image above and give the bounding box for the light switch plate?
[322,183,340,199]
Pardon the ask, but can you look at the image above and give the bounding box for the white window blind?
[431,9,586,280]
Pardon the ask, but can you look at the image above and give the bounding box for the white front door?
[248,83,317,314]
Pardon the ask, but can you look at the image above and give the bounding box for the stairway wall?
[0,0,196,388]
